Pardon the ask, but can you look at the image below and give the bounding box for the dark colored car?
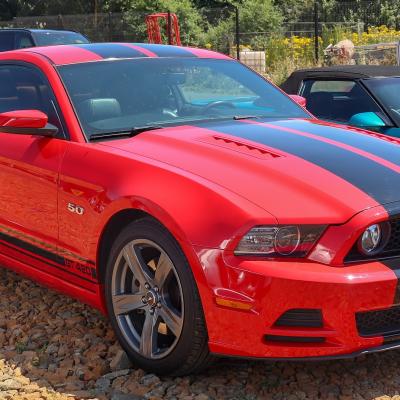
[281,65,400,137]
[0,28,89,52]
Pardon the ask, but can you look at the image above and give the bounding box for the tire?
[104,217,212,376]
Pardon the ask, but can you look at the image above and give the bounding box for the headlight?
[357,222,391,256]
[235,225,326,257]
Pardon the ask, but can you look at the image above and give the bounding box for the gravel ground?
[1,269,400,400]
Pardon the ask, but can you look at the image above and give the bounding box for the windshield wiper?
[89,125,162,141]
[233,115,260,120]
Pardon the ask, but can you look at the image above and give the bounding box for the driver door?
[0,63,67,275]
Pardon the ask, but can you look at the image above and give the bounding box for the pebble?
[140,374,161,387]
[103,369,131,381]
[110,350,133,371]
[95,377,111,392]
[111,393,145,400]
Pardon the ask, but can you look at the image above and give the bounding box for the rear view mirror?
[348,112,386,129]
[289,94,307,108]
[0,110,58,137]
[163,72,186,85]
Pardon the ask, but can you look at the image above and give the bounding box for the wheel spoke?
[154,253,173,289]
[159,304,182,337]
[122,244,153,286]
[139,311,158,358]
[113,293,146,315]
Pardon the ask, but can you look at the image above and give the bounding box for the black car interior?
[301,79,382,123]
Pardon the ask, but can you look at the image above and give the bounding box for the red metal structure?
[146,12,182,45]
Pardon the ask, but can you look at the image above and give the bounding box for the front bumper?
[196,247,400,359]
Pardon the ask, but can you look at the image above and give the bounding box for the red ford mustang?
[1,42,400,376]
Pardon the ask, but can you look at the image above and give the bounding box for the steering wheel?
[162,109,178,118]
[202,100,236,114]
[391,108,400,117]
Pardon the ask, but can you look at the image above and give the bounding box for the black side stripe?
[73,43,149,59]
[0,230,97,283]
[0,240,97,291]
[271,119,400,167]
[196,120,400,206]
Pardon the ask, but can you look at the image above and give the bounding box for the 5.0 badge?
[67,203,85,215]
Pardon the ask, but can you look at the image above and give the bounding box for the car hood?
[100,118,400,224]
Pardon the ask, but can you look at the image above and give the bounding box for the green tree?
[0,0,123,20]
[239,0,283,33]
[274,0,314,23]
[205,0,283,52]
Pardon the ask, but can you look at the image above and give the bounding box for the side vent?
[198,135,282,160]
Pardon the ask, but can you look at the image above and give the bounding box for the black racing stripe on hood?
[195,120,400,206]
[269,119,400,166]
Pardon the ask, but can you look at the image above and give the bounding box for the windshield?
[58,58,310,140]
[33,31,89,46]
[363,77,400,126]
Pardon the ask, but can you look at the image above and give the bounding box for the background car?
[281,65,400,137]
[0,28,89,51]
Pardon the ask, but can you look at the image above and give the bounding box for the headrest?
[78,98,121,122]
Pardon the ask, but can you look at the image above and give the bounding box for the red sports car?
[1,43,400,376]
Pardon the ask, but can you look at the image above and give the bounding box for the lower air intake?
[264,335,325,343]
[274,308,323,328]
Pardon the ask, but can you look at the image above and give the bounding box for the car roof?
[281,65,400,93]
[14,42,231,65]
[0,28,82,34]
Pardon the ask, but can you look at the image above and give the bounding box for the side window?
[0,32,15,52]
[301,79,382,123]
[0,64,65,136]
[15,32,34,49]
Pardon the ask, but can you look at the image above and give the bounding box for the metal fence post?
[235,6,240,60]
[108,12,113,41]
[397,41,400,66]
[57,14,64,29]
[167,11,173,45]
[314,0,319,63]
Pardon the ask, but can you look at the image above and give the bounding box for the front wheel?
[104,217,211,376]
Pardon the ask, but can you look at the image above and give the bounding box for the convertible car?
[281,65,400,137]
[2,43,400,376]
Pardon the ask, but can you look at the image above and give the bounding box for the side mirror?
[348,112,387,129]
[289,94,307,108]
[0,110,58,137]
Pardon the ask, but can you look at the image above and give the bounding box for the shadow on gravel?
[0,268,400,400]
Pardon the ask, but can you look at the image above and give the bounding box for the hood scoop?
[199,135,282,160]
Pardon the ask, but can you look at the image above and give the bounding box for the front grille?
[346,217,400,262]
[356,305,400,337]
[383,218,400,254]
[274,309,323,328]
